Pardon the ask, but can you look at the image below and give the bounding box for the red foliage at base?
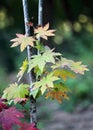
[19,122,39,130]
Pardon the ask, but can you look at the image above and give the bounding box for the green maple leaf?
[33,73,59,94]
[28,49,61,73]
[2,83,29,101]
[30,88,40,99]
[54,81,71,92]
[17,58,28,81]
[35,40,45,52]
[53,69,75,81]
[34,66,42,80]
[11,34,35,52]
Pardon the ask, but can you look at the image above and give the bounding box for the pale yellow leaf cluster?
[70,61,89,74]
[11,34,35,51]
[53,58,89,75]
[34,23,55,40]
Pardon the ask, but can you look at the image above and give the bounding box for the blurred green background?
[0,0,93,129]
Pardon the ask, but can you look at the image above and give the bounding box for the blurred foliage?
[54,14,93,112]
[0,67,8,95]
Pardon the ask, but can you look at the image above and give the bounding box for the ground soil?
[43,104,93,130]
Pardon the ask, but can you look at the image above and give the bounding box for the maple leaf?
[19,122,39,130]
[52,58,89,75]
[46,81,70,103]
[54,81,71,92]
[70,61,89,74]
[46,90,69,103]
[33,73,59,94]
[0,107,24,130]
[28,49,61,73]
[35,40,45,52]
[14,98,28,104]
[11,34,35,51]
[17,59,28,81]
[2,83,29,101]
[31,88,40,99]
[34,23,55,40]
[53,69,75,81]
[34,66,42,80]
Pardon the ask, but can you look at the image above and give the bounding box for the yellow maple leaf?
[71,61,89,74]
[61,58,89,74]
[52,58,89,75]
[34,23,56,40]
[11,34,35,51]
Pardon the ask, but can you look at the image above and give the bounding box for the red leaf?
[19,122,39,130]
[0,107,24,130]
[0,100,7,112]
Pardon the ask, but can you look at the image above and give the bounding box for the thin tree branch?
[38,0,43,25]
[22,0,32,85]
[22,0,37,125]
[38,0,43,55]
